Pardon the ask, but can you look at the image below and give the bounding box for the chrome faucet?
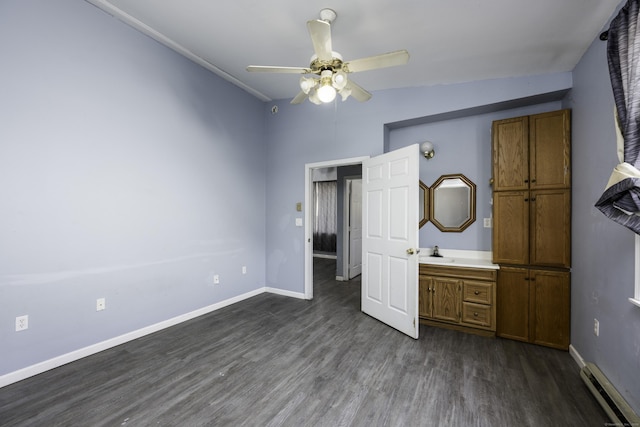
[432,245,442,257]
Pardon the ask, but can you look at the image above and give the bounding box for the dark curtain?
[313,181,337,253]
[596,0,640,233]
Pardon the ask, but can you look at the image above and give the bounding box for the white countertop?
[419,248,499,270]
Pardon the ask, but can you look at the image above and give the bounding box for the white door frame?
[304,156,369,299]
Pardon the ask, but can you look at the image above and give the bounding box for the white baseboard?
[0,286,300,389]
[569,344,586,369]
[265,287,306,299]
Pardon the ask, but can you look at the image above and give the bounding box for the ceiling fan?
[246,8,410,105]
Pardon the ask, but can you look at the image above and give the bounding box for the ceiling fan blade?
[290,91,308,104]
[343,50,410,73]
[307,19,333,61]
[246,65,310,74]
[345,80,372,102]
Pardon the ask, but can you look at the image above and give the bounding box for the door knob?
[406,248,419,255]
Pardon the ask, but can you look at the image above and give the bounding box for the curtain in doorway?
[596,0,640,234]
[313,181,337,253]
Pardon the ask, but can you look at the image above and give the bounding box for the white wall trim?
[305,156,369,300]
[265,287,306,299]
[0,287,300,388]
[569,344,586,369]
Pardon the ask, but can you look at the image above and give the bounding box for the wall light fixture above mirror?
[420,141,435,159]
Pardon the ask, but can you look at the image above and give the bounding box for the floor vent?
[580,362,640,426]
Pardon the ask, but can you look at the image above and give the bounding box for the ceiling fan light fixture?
[317,83,337,103]
[317,70,336,103]
[332,70,347,90]
[339,85,352,101]
[299,76,317,94]
[308,89,323,105]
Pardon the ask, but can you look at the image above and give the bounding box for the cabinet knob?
[524,179,529,183]
[474,312,479,317]
[474,290,480,295]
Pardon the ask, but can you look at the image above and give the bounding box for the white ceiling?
[87,0,621,103]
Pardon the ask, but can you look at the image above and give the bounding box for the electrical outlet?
[242,266,247,275]
[594,318,599,336]
[483,218,492,228]
[213,274,220,284]
[96,298,106,311]
[15,315,28,332]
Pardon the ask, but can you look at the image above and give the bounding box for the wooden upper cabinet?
[492,116,529,191]
[529,110,571,190]
[492,109,571,192]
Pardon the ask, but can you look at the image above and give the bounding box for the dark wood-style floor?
[0,258,608,426]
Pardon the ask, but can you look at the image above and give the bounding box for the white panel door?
[361,144,420,339]
[348,179,363,279]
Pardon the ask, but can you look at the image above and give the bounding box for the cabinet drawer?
[462,302,493,328]
[463,281,493,305]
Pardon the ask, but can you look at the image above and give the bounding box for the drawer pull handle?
[474,312,479,317]
[474,290,480,295]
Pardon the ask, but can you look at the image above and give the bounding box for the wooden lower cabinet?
[419,264,497,336]
[496,266,570,350]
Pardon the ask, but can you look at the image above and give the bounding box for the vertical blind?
[313,181,337,253]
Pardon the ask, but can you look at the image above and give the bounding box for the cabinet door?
[530,189,571,268]
[496,267,530,342]
[531,269,570,350]
[492,116,529,191]
[431,277,461,323]
[493,191,529,265]
[419,275,432,318]
[529,109,571,190]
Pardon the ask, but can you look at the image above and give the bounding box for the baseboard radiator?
[580,362,640,426]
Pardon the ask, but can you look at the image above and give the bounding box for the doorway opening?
[304,156,368,299]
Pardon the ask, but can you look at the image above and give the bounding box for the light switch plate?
[295,218,303,227]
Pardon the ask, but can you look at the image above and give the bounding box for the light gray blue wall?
[388,103,563,250]
[568,2,640,412]
[4,1,637,413]
[0,0,266,375]
[264,74,573,293]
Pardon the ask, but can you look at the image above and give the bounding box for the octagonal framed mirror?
[419,180,429,228]
[429,173,476,232]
